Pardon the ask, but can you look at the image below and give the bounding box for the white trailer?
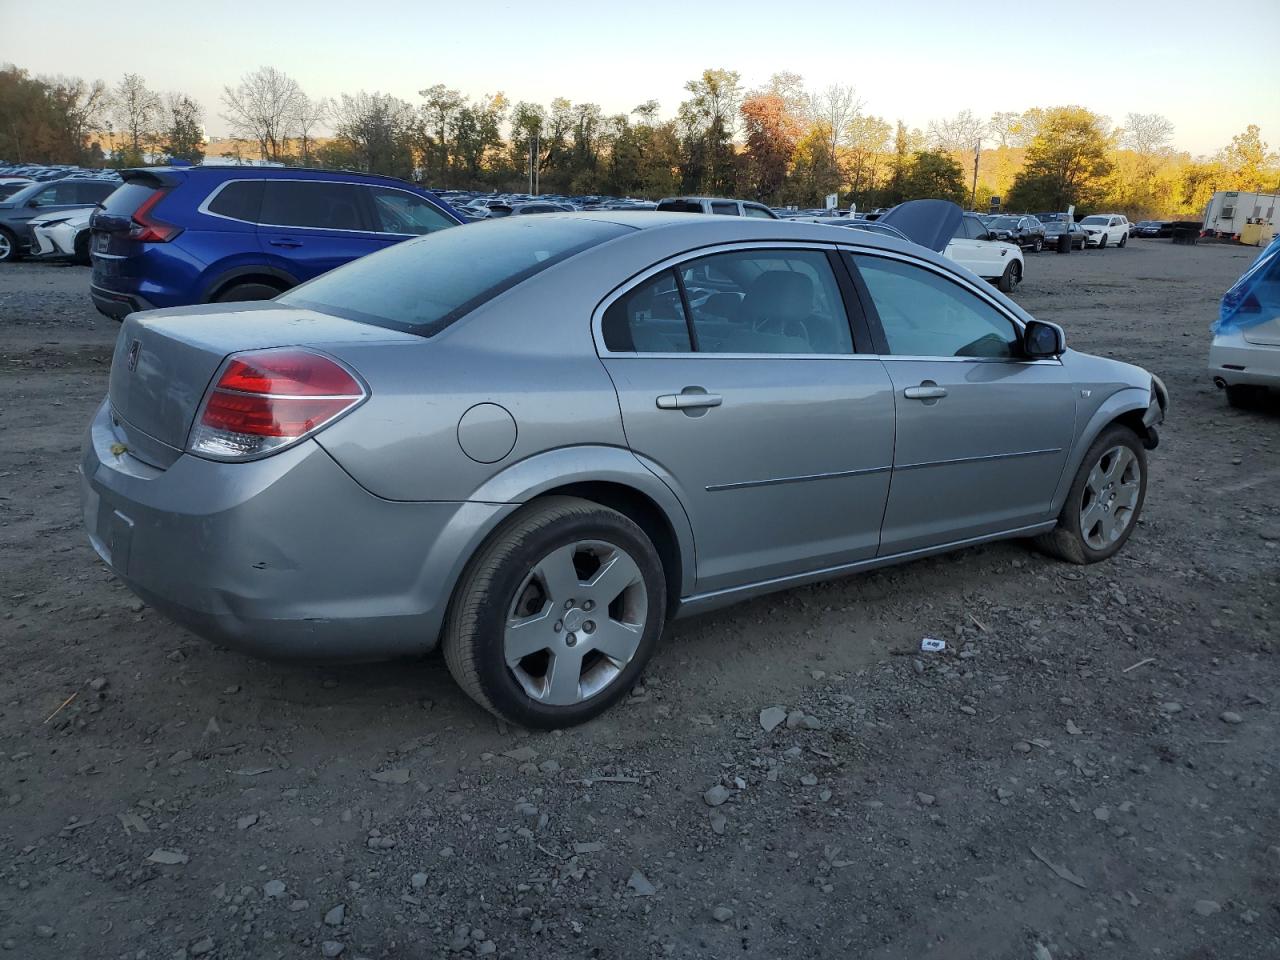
[1202,190,1278,237]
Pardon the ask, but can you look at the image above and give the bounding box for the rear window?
[278,217,631,337]
[656,200,703,214]
[101,181,159,216]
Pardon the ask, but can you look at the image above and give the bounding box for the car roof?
[512,210,926,257]
[127,165,430,190]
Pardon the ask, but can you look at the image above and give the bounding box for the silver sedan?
[82,213,1167,727]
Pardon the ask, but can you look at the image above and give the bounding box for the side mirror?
[27,199,42,208]
[1024,320,1066,359]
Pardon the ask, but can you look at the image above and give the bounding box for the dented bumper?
[80,399,515,660]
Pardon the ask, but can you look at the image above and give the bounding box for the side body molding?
[467,444,699,598]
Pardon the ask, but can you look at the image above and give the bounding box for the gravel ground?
[1,242,1277,960]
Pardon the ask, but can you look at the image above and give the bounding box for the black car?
[1133,220,1170,238]
[1043,220,1089,250]
[987,214,1048,252]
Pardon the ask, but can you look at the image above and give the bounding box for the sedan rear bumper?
[80,399,516,661]
[1209,332,1280,388]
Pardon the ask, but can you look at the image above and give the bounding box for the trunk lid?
[90,171,175,286]
[1242,315,1280,346]
[108,302,420,466]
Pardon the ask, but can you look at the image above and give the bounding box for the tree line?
[2,62,1277,218]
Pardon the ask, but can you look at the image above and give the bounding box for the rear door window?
[31,181,80,206]
[206,181,263,222]
[602,270,692,353]
[744,204,775,219]
[260,181,370,231]
[75,181,115,205]
[710,201,739,216]
[367,187,455,235]
[681,249,853,355]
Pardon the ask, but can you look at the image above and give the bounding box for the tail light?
[188,348,366,461]
[128,189,182,242]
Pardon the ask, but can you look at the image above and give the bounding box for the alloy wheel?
[0,233,11,260]
[1079,445,1141,550]
[504,540,648,706]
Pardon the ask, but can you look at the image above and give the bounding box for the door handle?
[656,393,723,410]
[903,385,948,400]
[268,239,302,248]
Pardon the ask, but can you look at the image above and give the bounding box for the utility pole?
[971,140,980,211]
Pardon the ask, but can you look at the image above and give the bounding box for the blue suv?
[90,166,463,319]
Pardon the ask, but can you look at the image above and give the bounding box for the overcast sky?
[8,0,1279,155]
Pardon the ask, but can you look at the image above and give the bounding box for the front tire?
[1034,426,1147,564]
[73,232,91,266]
[1033,237,1043,253]
[1099,234,1108,249]
[443,496,667,728]
[998,260,1021,293]
[0,229,19,263]
[1118,233,1127,248]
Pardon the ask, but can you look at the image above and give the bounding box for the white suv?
[945,212,1025,291]
[1079,214,1130,249]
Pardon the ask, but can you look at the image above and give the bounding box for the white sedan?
[1079,214,1130,249]
[29,206,96,264]
[1209,241,1280,407]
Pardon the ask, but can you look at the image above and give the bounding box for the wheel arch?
[466,446,698,605]
[201,264,299,303]
[1051,386,1153,514]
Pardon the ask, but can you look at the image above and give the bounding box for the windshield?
[0,182,30,201]
[278,216,630,336]
[1081,216,1108,225]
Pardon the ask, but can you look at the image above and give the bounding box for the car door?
[256,179,384,281]
[598,245,896,593]
[846,251,1077,555]
[944,215,982,274]
[364,185,458,251]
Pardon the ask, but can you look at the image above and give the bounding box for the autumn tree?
[221,66,305,162]
[1007,106,1114,211]
[844,114,892,204]
[161,93,205,163]
[677,68,742,195]
[419,84,464,185]
[329,91,417,179]
[1219,125,1273,189]
[110,73,161,163]
[451,93,506,186]
[900,150,968,203]
[740,91,799,201]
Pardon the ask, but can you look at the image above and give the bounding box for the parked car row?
[0,177,118,262]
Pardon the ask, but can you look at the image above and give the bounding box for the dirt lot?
[1,241,1277,960]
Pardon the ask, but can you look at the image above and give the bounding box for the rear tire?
[0,229,19,263]
[1119,233,1128,248]
[998,260,1021,293]
[442,496,667,729]
[1034,425,1147,564]
[215,281,283,303]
